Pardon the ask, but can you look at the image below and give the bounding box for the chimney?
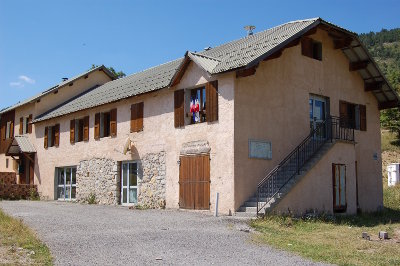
[62,78,68,82]
[244,25,256,36]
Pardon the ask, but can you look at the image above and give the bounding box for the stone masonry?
[76,158,119,205]
[138,151,166,208]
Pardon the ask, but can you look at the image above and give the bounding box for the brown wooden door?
[179,155,210,210]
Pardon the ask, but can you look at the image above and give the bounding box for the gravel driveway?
[1,201,324,265]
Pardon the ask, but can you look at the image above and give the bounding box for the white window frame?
[56,166,77,201]
[121,161,139,206]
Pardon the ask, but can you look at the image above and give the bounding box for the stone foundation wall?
[76,158,119,205]
[138,151,166,208]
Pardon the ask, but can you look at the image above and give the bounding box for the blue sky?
[1,0,399,110]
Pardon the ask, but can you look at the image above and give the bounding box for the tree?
[89,64,126,79]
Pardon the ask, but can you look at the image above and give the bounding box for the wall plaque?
[249,139,272,160]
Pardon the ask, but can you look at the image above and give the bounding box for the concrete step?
[233,211,257,217]
[237,206,257,213]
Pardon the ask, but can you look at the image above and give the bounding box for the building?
[1,18,398,216]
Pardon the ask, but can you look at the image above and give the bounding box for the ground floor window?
[332,164,346,212]
[56,166,76,200]
[121,162,138,205]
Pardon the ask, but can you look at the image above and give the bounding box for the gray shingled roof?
[33,17,399,122]
[0,65,115,114]
[7,135,36,155]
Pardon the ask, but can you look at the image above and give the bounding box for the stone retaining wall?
[76,158,120,205]
[0,172,17,185]
[138,151,166,208]
[0,184,37,199]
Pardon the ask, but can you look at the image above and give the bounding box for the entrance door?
[121,162,138,205]
[309,95,327,137]
[179,154,210,210]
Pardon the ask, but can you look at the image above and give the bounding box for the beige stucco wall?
[32,62,236,214]
[274,142,357,215]
[234,28,382,212]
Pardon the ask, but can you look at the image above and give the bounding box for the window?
[339,101,366,131]
[70,116,89,144]
[19,115,32,135]
[95,109,117,139]
[131,102,144,132]
[101,112,111,138]
[301,37,322,61]
[6,158,9,168]
[332,164,346,212]
[56,166,77,200]
[44,124,60,148]
[174,81,218,128]
[187,86,206,124]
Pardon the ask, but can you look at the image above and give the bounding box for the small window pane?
[58,169,65,185]
[129,188,137,203]
[72,168,76,184]
[71,187,76,199]
[129,163,137,186]
[66,168,71,185]
[65,186,70,199]
[123,188,127,203]
[122,164,128,186]
[57,187,65,199]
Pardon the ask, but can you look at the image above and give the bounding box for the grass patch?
[251,207,400,266]
[0,208,53,265]
[382,130,400,152]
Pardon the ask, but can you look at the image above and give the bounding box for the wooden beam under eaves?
[379,100,399,110]
[365,81,383,91]
[236,66,257,78]
[349,60,369,71]
[333,38,353,49]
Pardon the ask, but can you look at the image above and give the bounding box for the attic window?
[301,37,322,61]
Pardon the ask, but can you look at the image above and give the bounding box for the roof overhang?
[6,136,36,156]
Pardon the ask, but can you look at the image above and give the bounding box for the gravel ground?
[1,201,325,266]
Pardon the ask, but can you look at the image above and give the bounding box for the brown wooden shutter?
[131,102,144,132]
[110,108,117,137]
[28,114,32,133]
[19,117,23,135]
[206,81,218,122]
[174,90,184,128]
[301,37,313,58]
[83,116,89,141]
[70,120,75,144]
[94,113,100,140]
[44,126,48,149]
[359,105,367,131]
[54,124,60,147]
[10,120,14,138]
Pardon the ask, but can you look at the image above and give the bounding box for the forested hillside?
[359,28,400,136]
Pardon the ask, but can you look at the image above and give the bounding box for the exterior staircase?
[235,116,354,217]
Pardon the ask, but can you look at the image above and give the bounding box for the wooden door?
[179,155,210,210]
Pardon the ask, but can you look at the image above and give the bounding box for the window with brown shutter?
[70,119,75,144]
[83,116,89,141]
[19,117,23,135]
[131,102,144,132]
[28,114,32,134]
[54,124,60,147]
[302,37,322,61]
[174,90,184,128]
[110,108,117,137]
[339,100,367,131]
[44,127,48,149]
[206,81,218,122]
[94,113,100,140]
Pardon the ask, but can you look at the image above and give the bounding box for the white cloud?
[9,81,24,88]
[9,74,36,88]
[18,75,35,84]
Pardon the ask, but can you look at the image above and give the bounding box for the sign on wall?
[248,139,272,160]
